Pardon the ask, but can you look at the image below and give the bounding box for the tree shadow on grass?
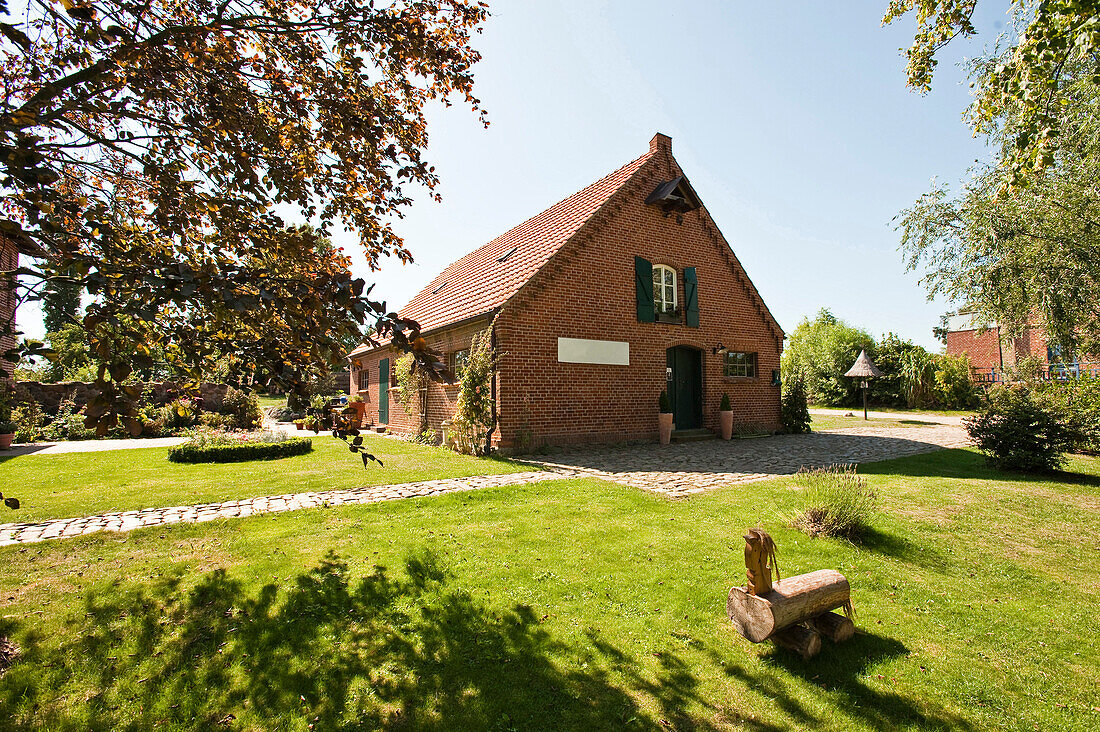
[760,631,974,731]
[855,525,950,571]
[860,447,1100,488]
[0,549,725,731]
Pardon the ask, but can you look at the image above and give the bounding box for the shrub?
[11,401,43,443]
[40,395,93,441]
[168,432,312,463]
[719,393,732,411]
[222,387,262,429]
[658,390,672,413]
[780,372,811,434]
[161,397,199,431]
[791,464,877,538]
[200,412,233,430]
[1032,377,1100,454]
[965,386,1072,472]
[932,353,980,409]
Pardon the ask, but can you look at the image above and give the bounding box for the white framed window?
[450,349,470,378]
[652,264,678,316]
[724,352,757,378]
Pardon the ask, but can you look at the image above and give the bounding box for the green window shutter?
[684,267,699,327]
[635,256,655,323]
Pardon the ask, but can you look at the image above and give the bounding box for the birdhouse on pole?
[844,350,883,420]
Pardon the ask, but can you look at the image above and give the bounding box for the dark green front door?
[666,347,702,430]
[378,358,389,425]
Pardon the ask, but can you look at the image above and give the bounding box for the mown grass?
[0,436,531,523]
[2,447,1098,730]
[254,394,288,411]
[810,413,940,431]
[810,405,975,417]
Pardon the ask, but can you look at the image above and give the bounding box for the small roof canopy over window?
[644,176,702,218]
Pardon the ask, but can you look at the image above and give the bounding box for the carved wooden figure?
[728,528,856,659]
[743,528,779,595]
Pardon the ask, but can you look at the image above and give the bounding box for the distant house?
[944,311,1098,380]
[348,133,784,448]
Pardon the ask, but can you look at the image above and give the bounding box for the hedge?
[168,437,313,464]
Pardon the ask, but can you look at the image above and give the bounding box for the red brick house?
[348,133,784,448]
[944,311,1099,380]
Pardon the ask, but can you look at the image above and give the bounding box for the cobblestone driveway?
[526,424,970,498]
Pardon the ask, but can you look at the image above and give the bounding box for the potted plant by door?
[719,393,734,440]
[658,390,674,445]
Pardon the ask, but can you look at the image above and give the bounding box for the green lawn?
[255,394,288,411]
[0,436,531,523]
[2,448,1098,730]
[810,413,942,431]
[810,405,976,417]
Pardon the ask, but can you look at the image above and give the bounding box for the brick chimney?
[649,133,672,153]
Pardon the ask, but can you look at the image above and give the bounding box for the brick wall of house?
[349,318,490,438]
[0,237,17,379]
[944,328,1004,372]
[493,140,782,448]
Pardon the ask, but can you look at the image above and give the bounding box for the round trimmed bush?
[168,435,313,463]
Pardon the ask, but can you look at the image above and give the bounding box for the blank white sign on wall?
[557,337,630,366]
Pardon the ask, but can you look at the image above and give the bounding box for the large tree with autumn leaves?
[0,0,479,434]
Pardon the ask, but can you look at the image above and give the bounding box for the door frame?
[378,357,390,425]
[665,346,703,430]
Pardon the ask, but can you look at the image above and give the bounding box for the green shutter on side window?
[684,267,699,327]
[635,256,655,323]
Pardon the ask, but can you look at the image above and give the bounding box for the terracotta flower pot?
[719,410,734,440]
[295,422,305,431]
[658,413,674,445]
[0,433,13,450]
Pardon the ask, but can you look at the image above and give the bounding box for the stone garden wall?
[15,381,230,415]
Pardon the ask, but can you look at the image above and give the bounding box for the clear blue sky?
[19,1,1012,350]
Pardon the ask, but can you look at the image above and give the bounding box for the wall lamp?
[712,343,728,355]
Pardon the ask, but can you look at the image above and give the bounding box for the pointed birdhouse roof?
[844,350,883,378]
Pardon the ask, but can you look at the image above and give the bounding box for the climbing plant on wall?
[452,327,498,456]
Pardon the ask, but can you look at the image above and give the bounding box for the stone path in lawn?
[0,470,577,546]
[525,424,970,499]
[0,423,970,545]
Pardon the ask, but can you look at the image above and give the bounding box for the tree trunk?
[808,611,855,643]
[727,569,850,643]
[770,624,822,659]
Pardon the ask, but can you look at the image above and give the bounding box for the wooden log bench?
[727,568,855,659]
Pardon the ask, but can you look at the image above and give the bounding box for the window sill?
[655,314,684,325]
[722,376,758,383]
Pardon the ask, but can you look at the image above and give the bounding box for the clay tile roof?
[347,146,657,357]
